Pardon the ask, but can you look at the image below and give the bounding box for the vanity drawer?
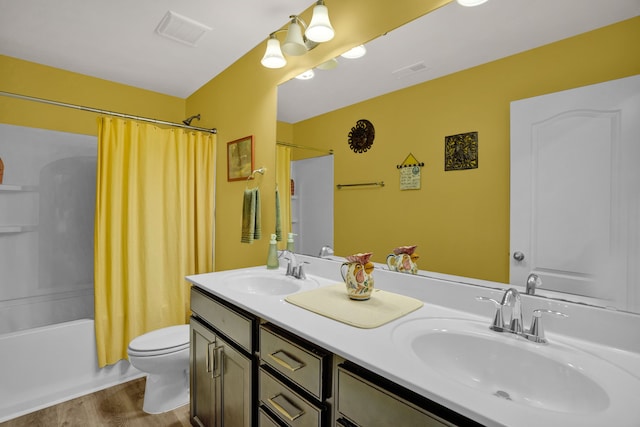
[260,324,330,400]
[336,367,453,427]
[190,286,254,353]
[260,367,326,427]
[259,406,284,427]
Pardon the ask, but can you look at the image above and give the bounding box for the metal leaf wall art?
[348,119,375,153]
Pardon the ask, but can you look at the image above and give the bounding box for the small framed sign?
[397,153,424,190]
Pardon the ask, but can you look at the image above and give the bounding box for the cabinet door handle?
[269,350,305,372]
[206,341,215,375]
[268,393,304,421]
[212,345,224,379]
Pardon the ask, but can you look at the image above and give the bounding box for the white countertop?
[186,256,640,427]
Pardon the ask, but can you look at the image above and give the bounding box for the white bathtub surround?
[187,256,640,427]
[0,319,143,422]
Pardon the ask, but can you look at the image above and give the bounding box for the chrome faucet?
[500,288,524,334]
[318,245,334,258]
[477,287,567,344]
[282,250,306,280]
[526,273,542,295]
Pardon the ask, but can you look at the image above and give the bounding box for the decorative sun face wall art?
[444,131,478,171]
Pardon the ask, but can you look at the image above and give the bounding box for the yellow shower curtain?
[94,117,215,367]
[276,145,292,250]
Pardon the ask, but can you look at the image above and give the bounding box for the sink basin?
[391,318,639,414]
[221,270,320,296]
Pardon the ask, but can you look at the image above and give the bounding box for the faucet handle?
[294,262,309,280]
[526,309,568,344]
[476,296,505,332]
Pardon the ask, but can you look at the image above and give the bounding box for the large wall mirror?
[276,0,640,314]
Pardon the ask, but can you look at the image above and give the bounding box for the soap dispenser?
[266,233,279,269]
[286,233,297,252]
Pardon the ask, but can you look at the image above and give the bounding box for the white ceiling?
[1,0,638,124]
[278,0,640,123]
[0,0,298,98]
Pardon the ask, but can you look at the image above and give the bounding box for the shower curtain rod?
[277,141,333,155]
[0,91,217,134]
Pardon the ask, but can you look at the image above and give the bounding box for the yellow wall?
[0,55,185,135]
[288,17,640,283]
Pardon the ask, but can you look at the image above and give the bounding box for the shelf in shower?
[0,184,38,192]
[0,225,37,233]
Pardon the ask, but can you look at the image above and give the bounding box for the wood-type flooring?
[1,377,191,427]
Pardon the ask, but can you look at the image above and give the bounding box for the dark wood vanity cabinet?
[189,286,482,427]
[190,287,258,427]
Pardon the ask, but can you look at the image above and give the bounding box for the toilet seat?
[128,324,189,357]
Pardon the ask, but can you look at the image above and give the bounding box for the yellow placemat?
[285,284,424,328]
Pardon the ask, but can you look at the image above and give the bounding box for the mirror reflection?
[276,0,640,314]
[276,142,334,256]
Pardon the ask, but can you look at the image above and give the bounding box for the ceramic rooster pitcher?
[386,245,419,275]
[340,252,375,300]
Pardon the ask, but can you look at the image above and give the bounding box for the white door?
[510,75,640,310]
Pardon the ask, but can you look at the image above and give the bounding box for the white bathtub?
[0,319,143,422]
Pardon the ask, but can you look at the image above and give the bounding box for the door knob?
[513,251,525,261]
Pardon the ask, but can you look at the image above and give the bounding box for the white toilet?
[127,324,190,414]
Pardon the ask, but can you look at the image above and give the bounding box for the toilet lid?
[128,324,189,353]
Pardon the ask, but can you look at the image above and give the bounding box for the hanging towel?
[254,188,262,240]
[275,187,282,241]
[241,188,262,243]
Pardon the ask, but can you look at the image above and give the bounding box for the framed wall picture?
[227,135,254,181]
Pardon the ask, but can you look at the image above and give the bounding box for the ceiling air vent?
[156,11,212,47]
[392,61,430,80]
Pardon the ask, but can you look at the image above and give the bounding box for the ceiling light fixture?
[340,45,367,59]
[316,58,339,70]
[282,16,319,56]
[261,0,334,69]
[305,0,335,43]
[261,34,287,69]
[456,0,489,6]
[295,70,315,80]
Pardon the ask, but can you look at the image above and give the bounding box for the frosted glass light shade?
[316,58,338,70]
[340,45,366,59]
[261,37,286,69]
[295,69,315,80]
[305,2,334,43]
[282,19,307,56]
[456,0,489,6]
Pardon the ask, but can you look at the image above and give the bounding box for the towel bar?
[336,181,384,189]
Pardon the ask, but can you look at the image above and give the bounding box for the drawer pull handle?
[268,393,304,421]
[269,350,305,372]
